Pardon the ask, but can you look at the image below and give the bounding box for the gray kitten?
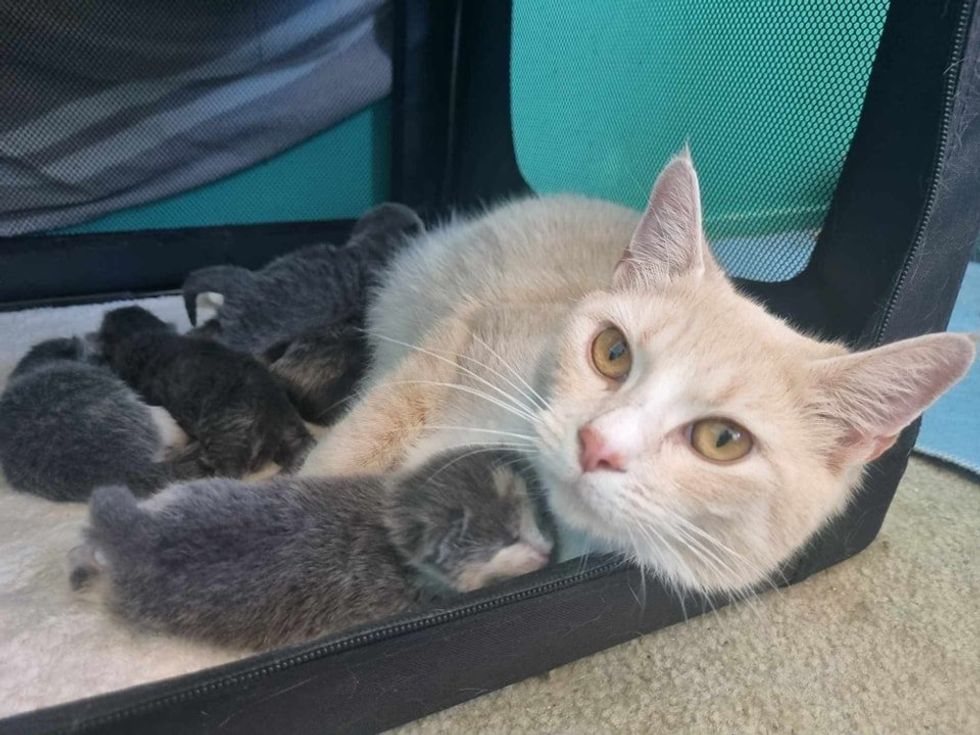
[0,338,192,502]
[73,449,554,650]
[183,202,423,355]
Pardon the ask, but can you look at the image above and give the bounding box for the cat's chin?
[533,458,628,546]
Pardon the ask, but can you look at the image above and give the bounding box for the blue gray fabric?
[0,0,392,236]
[915,261,980,476]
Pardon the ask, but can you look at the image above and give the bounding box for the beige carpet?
[392,457,979,735]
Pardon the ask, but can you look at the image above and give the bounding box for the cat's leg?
[299,319,468,477]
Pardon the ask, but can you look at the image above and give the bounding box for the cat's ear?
[810,333,975,466]
[614,148,710,289]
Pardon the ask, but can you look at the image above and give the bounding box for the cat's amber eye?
[690,418,753,462]
[590,326,632,382]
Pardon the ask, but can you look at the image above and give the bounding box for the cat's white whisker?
[469,332,551,412]
[365,331,543,422]
[630,519,696,593]
[664,521,778,630]
[419,443,537,489]
[618,493,744,605]
[529,410,565,452]
[421,425,538,444]
[665,512,779,594]
[375,379,541,426]
[571,550,595,577]
[621,527,649,609]
[665,520,743,585]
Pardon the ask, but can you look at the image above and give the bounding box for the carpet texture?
[391,457,979,735]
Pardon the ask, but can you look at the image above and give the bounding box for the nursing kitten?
[97,306,312,477]
[73,449,553,650]
[263,315,368,425]
[0,338,192,501]
[300,150,976,595]
[183,202,423,354]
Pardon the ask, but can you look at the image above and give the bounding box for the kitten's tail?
[72,485,151,590]
[88,484,150,547]
[181,265,252,326]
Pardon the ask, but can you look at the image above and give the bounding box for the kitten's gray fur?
[0,338,196,502]
[183,203,423,354]
[75,449,553,650]
[97,307,312,476]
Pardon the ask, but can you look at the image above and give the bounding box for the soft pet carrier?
[1,0,979,732]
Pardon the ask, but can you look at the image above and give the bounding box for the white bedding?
[0,297,244,719]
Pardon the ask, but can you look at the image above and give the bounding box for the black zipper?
[60,557,624,734]
[874,0,975,346]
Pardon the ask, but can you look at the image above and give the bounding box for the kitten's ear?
[614,148,710,289]
[810,333,975,466]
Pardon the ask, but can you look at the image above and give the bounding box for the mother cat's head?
[534,151,975,594]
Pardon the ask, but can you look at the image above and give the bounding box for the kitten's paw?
[243,462,281,482]
[148,405,189,451]
[304,422,331,440]
[68,542,107,591]
[181,264,252,325]
[194,292,225,324]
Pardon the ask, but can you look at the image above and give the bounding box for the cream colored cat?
[301,151,975,595]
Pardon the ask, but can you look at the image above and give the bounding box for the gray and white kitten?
[183,202,423,355]
[0,338,191,502]
[73,449,554,650]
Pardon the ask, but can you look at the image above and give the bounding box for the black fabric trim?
[0,220,354,308]
[390,0,459,215]
[390,0,528,214]
[2,558,713,735]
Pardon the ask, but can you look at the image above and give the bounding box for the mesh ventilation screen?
[0,0,392,236]
[64,101,390,235]
[511,0,888,281]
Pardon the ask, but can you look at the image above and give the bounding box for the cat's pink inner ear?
[614,149,707,289]
[812,333,976,466]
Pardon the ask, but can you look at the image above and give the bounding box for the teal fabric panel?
[65,100,389,234]
[511,1,888,280]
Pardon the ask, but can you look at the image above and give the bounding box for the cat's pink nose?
[578,426,626,473]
